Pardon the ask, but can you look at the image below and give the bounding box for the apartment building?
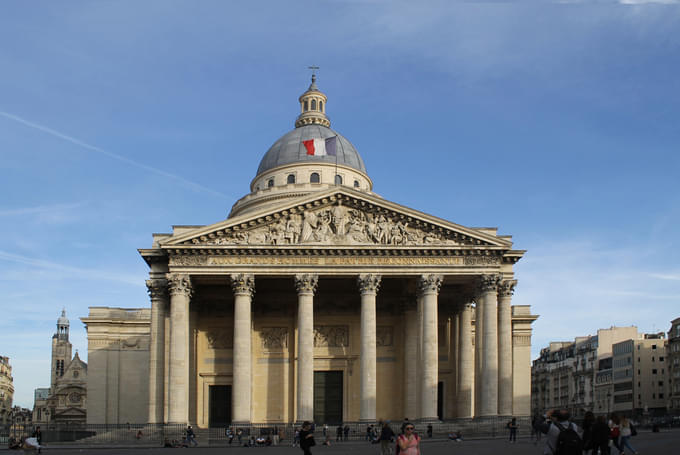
[666,318,680,413]
[532,326,638,417]
[612,333,668,417]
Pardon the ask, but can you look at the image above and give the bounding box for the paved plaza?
[12,429,679,455]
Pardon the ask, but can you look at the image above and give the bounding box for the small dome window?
[287,174,296,184]
[354,180,360,188]
[304,100,308,112]
[335,175,342,185]
[311,99,317,110]
[319,101,323,111]
[310,172,320,184]
[267,178,274,188]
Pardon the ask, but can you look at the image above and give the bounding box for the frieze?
[170,255,476,267]
[314,326,349,347]
[463,256,501,265]
[205,328,233,349]
[513,335,531,347]
[261,327,288,351]
[197,202,468,247]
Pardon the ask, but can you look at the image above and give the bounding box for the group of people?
[7,426,42,453]
[532,409,639,455]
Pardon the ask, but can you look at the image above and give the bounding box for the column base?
[417,417,440,423]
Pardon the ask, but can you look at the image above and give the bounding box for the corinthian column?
[457,302,474,418]
[231,274,255,424]
[167,274,192,424]
[497,279,517,416]
[147,279,168,424]
[357,274,381,422]
[478,274,501,416]
[418,274,443,421]
[403,297,418,419]
[295,273,318,422]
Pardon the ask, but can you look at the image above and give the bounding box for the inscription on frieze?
[170,255,468,267]
[314,326,349,347]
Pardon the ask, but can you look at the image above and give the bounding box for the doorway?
[313,371,343,425]
[209,385,232,427]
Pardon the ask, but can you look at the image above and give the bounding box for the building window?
[659,393,664,399]
[354,180,360,188]
[335,175,342,185]
[287,174,296,184]
[311,99,317,110]
[304,101,308,112]
[660,356,664,361]
[268,178,274,188]
[653,369,658,374]
[319,100,323,111]
[310,172,320,183]
[653,345,657,349]
[659,381,664,386]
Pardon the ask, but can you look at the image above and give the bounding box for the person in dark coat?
[299,421,316,455]
[590,415,611,455]
[581,411,595,452]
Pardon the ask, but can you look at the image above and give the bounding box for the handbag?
[610,427,620,439]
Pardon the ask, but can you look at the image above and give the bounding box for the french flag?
[303,136,337,156]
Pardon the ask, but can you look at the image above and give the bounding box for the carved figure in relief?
[314,326,349,347]
[202,202,465,246]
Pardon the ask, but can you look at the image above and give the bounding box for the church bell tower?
[50,308,72,390]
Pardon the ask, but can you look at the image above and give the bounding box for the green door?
[314,371,343,425]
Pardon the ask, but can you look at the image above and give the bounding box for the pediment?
[161,188,513,249]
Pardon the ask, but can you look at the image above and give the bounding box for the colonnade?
[145,273,517,424]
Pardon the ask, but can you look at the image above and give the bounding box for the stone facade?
[81,308,150,424]
[87,75,538,426]
[0,356,13,426]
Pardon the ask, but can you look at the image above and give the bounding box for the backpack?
[554,422,583,455]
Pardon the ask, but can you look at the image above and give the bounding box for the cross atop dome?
[296,71,330,128]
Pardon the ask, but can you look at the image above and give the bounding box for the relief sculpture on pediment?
[206,201,461,247]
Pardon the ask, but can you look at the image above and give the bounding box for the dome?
[57,308,69,326]
[256,124,366,176]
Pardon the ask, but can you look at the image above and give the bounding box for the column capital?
[294,273,318,295]
[477,273,502,294]
[417,274,443,296]
[231,273,255,297]
[498,279,517,298]
[167,273,193,298]
[146,279,168,301]
[357,274,381,295]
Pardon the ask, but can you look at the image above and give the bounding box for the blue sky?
[1,1,679,408]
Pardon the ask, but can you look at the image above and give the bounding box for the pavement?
[4,429,679,454]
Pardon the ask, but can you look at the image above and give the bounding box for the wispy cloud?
[648,272,680,281]
[0,249,141,286]
[0,111,229,200]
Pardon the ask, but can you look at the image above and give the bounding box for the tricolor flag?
[303,136,337,156]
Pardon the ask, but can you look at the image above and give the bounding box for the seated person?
[448,431,463,442]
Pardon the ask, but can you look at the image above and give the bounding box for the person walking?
[619,417,638,454]
[343,424,350,441]
[507,417,518,443]
[609,414,622,454]
[379,421,395,455]
[538,409,583,455]
[590,415,611,455]
[581,411,595,454]
[185,425,198,447]
[397,424,420,455]
[336,425,343,442]
[299,421,316,455]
